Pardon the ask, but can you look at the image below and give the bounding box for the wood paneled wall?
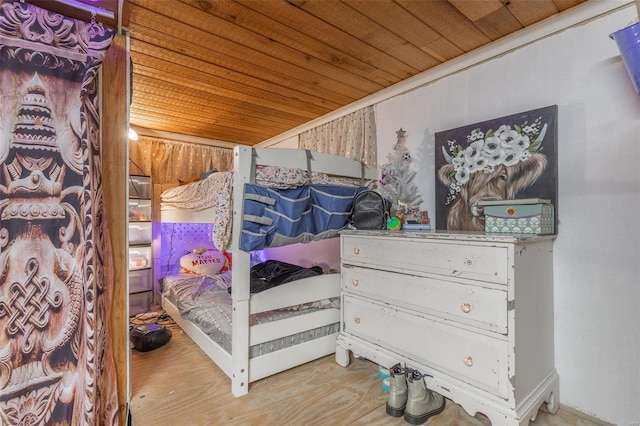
[102,34,129,426]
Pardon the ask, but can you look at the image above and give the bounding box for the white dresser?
[336,230,559,426]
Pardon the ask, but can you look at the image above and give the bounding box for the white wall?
[266,4,639,424]
[374,6,639,425]
[269,134,298,149]
[261,0,640,425]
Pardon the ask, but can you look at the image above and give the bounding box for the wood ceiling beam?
[129,39,344,111]
[128,6,371,102]
[123,0,594,146]
[132,81,309,129]
[346,0,464,63]
[129,111,270,144]
[288,0,440,71]
[397,0,492,53]
[237,0,419,80]
[179,0,400,87]
[131,78,307,131]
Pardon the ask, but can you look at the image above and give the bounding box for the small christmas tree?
[377,128,423,216]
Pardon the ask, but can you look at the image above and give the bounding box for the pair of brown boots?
[385,363,446,425]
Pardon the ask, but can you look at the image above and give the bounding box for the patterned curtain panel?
[0,1,117,425]
[298,105,377,167]
[129,136,234,185]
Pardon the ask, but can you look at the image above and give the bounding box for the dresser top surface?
[340,229,556,243]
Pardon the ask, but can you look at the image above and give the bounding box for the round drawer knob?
[353,247,360,255]
[460,303,471,313]
[354,316,361,324]
[352,279,359,287]
[463,356,473,367]
[464,258,473,266]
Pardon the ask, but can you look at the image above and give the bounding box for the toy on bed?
[179,247,228,276]
[159,146,380,397]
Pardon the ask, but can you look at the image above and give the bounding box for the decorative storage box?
[480,199,554,234]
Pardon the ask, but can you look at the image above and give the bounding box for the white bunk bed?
[159,145,379,396]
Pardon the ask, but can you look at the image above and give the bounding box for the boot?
[385,363,408,417]
[404,369,445,425]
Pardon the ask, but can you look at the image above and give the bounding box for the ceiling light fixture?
[128,128,138,141]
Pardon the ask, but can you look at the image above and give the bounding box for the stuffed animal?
[179,248,226,275]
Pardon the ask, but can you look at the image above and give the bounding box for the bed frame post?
[231,145,253,396]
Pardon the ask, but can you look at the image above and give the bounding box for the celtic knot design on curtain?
[0,256,65,352]
[0,1,116,425]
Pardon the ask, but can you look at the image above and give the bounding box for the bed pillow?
[179,248,226,276]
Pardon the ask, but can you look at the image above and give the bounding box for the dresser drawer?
[342,266,507,333]
[342,295,508,398]
[342,235,509,284]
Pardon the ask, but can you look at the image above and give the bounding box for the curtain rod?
[49,0,115,20]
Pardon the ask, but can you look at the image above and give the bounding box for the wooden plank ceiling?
[122,0,589,145]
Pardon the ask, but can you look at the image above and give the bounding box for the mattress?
[160,272,339,357]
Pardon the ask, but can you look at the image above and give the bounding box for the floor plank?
[130,326,605,425]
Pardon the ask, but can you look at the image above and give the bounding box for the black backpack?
[351,190,391,230]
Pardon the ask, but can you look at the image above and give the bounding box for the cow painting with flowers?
[435,105,558,233]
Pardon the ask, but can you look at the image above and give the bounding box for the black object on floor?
[130,323,172,352]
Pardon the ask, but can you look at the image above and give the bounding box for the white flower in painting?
[441,115,548,205]
[502,149,523,166]
[522,123,539,134]
[486,149,506,166]
[452,151,467,168]
[463,140,483,163]
[494,125,511,137]
[452,152,472,184]
[482,136,500,155]
[470,155,488,172]
[461,140,484,172]
[515,135,530,151]
[455,165,471,184]
[467,128,484,142]
[495,125,520,148]
[504,136,529,153]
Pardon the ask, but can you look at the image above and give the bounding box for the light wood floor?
[130,327,604,426]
